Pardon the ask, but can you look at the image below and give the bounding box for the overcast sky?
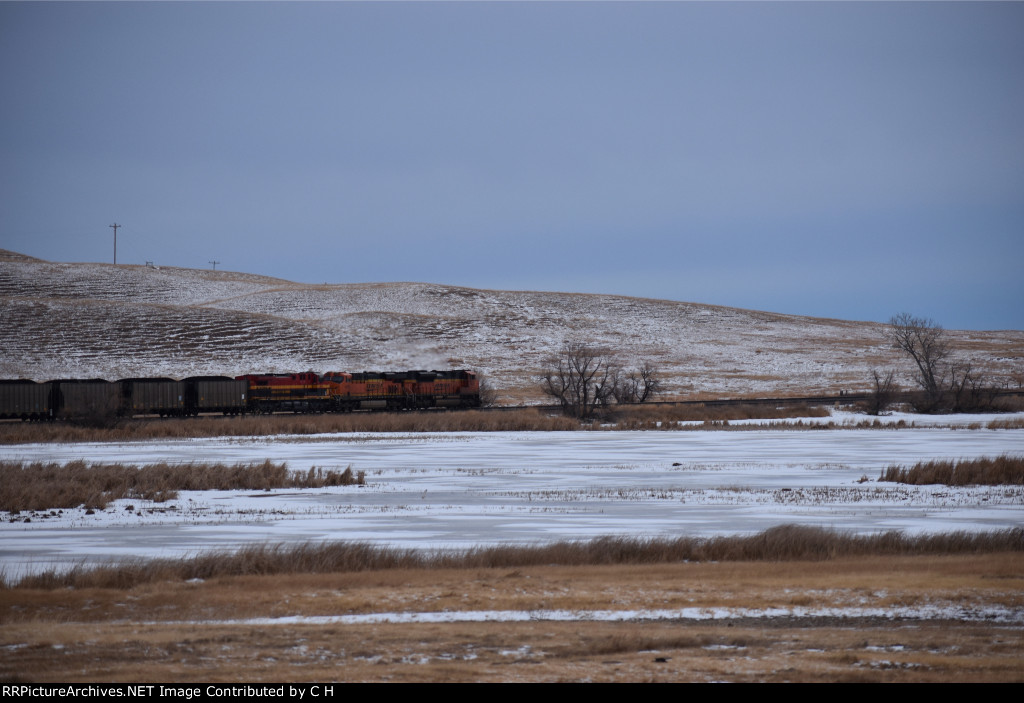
[2,2,1022,330]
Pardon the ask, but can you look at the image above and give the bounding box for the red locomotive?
[235,372,335,414]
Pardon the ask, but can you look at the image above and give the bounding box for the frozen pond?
[2,425,1023,576]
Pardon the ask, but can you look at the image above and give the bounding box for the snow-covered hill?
[1,250,1020,402]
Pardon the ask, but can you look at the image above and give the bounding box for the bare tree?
[632,363,661,403]
[541,342,617,419]
[613,362,662,404]
[476,373,498,408]
[968,370,999,411]
[948,362,997,412]
[948,361,973,412]
[887,313,950,411]
[865,368,897,416]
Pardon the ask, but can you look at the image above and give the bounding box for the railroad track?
[489,389,1024,413]
[3,389,1020,423]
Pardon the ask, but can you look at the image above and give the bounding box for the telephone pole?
[209,260,221,271]
[109,223,121,264]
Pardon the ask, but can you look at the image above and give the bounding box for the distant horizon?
[2,3,1021,330]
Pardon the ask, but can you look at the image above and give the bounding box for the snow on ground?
[691,410,1022,428]
[2,422,1022,577]
[196,602,1024,626]
[4,256,1022,399]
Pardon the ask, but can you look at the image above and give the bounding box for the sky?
[1,2,1022,330]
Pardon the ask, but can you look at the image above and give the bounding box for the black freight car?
[0,380,54,420]
[118,378,186,416]
[52,379,121,422]
[183,376,248,415]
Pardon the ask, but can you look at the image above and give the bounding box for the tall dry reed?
[0,408,580,444]
[8,525,1021,590]
[0,459,363,511]
[0,405,838,444]
[879,455,1024,486]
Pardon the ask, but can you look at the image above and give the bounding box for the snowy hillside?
[1,250,1020,402]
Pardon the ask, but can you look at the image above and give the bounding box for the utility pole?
[209,260,221,271]
[109,223,121,264]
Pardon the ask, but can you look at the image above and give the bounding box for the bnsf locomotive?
[0,370,480,420]
[239,370,480,414]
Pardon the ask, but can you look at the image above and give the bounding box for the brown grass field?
[5,400,1023,445]
[0,404,837,445]
[2,537,1023,682]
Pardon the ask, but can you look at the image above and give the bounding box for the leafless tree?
[865,368,897,416]
[968,371,1000,411]
[477,373,498,408]
[887,313,950,411]
[541,342,617,419]
[632,363,661,403]
[948,361,973,412]
[948,362,997,412]
[613,362,662,404]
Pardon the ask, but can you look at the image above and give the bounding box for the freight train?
[0,370,480,420]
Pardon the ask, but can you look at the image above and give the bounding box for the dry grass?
[607,402,830,426]
[0,460,363,512]
[4,614,1020,682]
[880,455,1024,486]
[0,404,840,444]
[0,409,580,444]
[7,525,1022,591]
[3,554,1022,682]
[988,416,1024,429]
[993,394,1024,412]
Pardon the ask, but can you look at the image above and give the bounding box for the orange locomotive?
[235,372,334,414]
[238,370,480,413]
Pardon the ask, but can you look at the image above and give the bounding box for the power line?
[109,223,121,264]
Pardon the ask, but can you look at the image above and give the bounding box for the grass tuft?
[987,417,1024,430]
[0,460,363,512]
[879,455,1024,486]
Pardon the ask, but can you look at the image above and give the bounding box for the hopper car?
[0,380,54,421]
[0,370,479,420]
[0,377,246,420]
